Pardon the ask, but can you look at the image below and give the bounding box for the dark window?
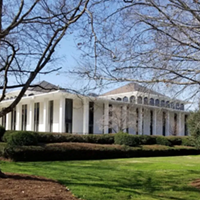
[1,108,6,128]
[123,96,128,102]
[21,104,27,131]
[166,101,170,108]
[130,96,135,103]
[136,108,139,135]
[137,96,142,104]
[174,113,177,135]
[161,100,165,107]
[34,103,40,132]
[11,108,16,130]
[155,99,159,106]
[176,103,179,110]
[116,98,121,101]
[65,99,73,133]
[150,110,153,135]
[108,104,113,133]
[184,115,188,136]
[126,106,129,133]
[171,102,175,109]
[144,97,148,105]
[49,100,54,132]
[180,104,184,111]
[150,98,154,106]
[163,112,166,136]
[89,102,94,134]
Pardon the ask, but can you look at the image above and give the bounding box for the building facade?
[0,81,189,136]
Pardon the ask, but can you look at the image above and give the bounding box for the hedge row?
[3,143,199,161]
[2,131,194,147]
[3,131,115,146]
[114,132,194,147]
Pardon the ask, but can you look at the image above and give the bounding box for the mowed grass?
[1,156,200,200]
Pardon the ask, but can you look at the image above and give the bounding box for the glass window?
[155,99,159,106]
[65,99,73,133]
[11,108,16,130]
[137,96,142,104]
[123,96,128,102]
[180,104,184,110]
[130,96,135,103]
[150,98,154,106]
[34,102,40,132]
[144,97,148,105]
[49,100,54,132]
[161,100,165,107]
[21,104,27,131]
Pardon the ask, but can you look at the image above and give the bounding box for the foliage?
[3,142,199,162]
[187,110,200,149]
[155,136,171,146]
[114,132,140,146]
[0,126,5,142]
[6,131,38,146]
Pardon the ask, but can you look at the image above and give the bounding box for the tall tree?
[75,0,200,103]
[0,0,91,118]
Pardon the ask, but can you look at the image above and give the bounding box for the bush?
[35,132,115,144]
[181,136,194,146]
[166,136,182,146]
[114,132,140,146]
[139,135,157,145]
[0,125,5,141]
[155,136,171,146]
[6,131,38,146]
[3,142,200,161]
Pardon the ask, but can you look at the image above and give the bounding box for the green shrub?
[34,132,115,144]
[3,143,200,162]
[0,125,5,141]
[166,136,182,146]
[181,136,194,147]
[187,109,200,148]
[155,136,171,146]
[114,132,140,146]
[6,131,38,146]
[139,135,156,145]
[2,130,16,142]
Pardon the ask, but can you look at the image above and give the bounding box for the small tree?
[187,110,200,149]
[98,104,137,133]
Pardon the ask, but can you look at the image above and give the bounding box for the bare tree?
[98,104,138,133]
[73,0,200,104]
[0,0,93,118]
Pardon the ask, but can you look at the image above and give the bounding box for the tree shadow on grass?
[58,169,200,200]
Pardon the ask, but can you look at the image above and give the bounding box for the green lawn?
[1,156,200,200]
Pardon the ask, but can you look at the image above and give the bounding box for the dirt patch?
[191,179,200,190]
[0,173,80,200]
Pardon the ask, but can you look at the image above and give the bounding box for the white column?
[16,104,22,130]
[59,97,65,133]
[29,100,34,131]
[83,98,89,135]
[153,109,157,135]
[104,102,109,134]
[43,99,49,132]
[138,107,143,135]
[166,111,170,136]
[178,113,182,136]
[6,112,11,130]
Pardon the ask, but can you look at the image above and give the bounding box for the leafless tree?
[0,0,93,118]
[98,103,138,133]
[74,0,200,105]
